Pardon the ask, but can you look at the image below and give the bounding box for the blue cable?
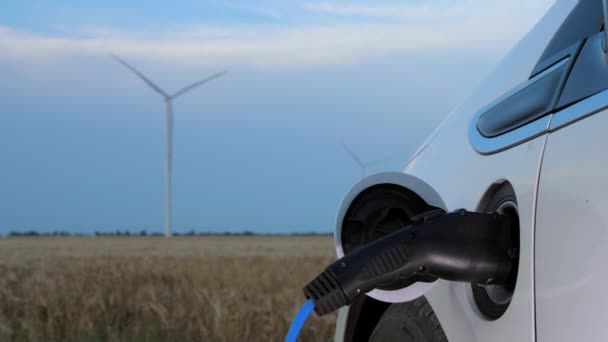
[285,299,315,342]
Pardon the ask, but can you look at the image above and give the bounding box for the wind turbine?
[342,142,391,179]
[111,54,227,237]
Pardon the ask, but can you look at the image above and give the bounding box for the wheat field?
[0,236,337,341]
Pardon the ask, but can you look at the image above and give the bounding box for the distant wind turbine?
[111,54,227,237]
[342,142,391,179]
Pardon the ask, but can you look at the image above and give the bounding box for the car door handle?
[476,58,569,137]
[469,57,574,155]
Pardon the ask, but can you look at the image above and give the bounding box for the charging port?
[472,183,520,320]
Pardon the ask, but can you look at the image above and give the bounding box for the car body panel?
[333,0,579,340]
[405,107,546,342]
[401,1,576,341]
[536,104,608,341]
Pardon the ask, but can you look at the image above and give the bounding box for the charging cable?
[285,299,315,342]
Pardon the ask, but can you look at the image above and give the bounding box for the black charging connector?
[304,209,518,316]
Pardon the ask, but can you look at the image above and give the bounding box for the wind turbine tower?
[342,142,391,179]
[112,54,227,237]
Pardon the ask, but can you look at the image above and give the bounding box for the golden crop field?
[0,236,337,341]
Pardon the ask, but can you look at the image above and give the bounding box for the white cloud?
[302,2,466,20]
[225,3,284,21]
[0,0,554,68]
[303,0,554,21]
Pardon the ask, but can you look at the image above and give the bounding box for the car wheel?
[369,297,447,342]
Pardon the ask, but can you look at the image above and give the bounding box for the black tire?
[368,297,447,342]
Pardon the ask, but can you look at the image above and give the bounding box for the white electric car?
[333,0,608,340]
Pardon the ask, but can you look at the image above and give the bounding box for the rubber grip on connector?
[303,269,347,316]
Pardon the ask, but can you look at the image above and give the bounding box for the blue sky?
[0,0,553,234]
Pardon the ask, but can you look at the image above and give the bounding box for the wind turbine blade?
[342,142,365,168]
[110,54,169,98]
[171,70,228,99]
[364,157,392,168]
